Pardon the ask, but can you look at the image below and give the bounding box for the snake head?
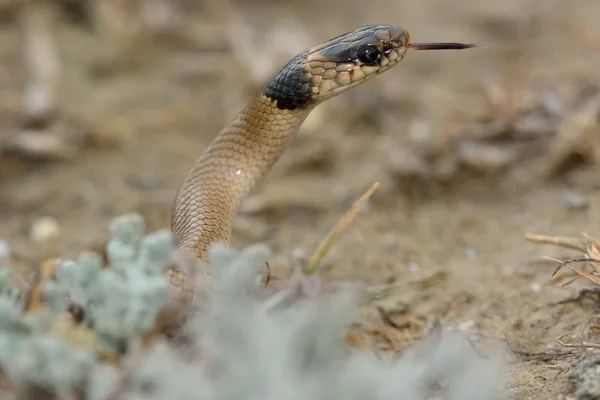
[305,24,410,101]
[264,25,409,110]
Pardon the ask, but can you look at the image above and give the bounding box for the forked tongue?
[408,42,481,50]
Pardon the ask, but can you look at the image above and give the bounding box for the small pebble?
[457,320,475,332]
[30,216,60,243]
[408,119,432,142]
[0,240,10,260]
[456,140,516,173]
[24,83,55,123]
[530,283,542,293]
[465,245,478,260]
[562,191,589,210]
[4,129,75,161]
[407,262,420,272]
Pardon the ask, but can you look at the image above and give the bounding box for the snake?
[169,24,476,272]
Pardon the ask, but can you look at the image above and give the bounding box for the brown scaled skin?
[171,24,477,264]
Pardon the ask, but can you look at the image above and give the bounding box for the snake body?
[170,24,475,263]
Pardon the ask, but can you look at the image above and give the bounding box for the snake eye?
[357,45,381,65]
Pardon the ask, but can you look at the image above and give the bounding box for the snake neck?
[171,94,314,260]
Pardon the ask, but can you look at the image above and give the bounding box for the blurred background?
[0,0,599,396]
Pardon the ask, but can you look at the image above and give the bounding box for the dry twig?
[557,315,600,351]
[527,232,600,287]
[525,233,587,253]
[304,182,379,275]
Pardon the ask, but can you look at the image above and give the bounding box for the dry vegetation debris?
[386,69,600,189]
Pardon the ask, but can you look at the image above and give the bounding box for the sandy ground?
[1,0,600,397]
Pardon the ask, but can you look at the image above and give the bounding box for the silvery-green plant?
[0,213,506,399]
[51,214,175,354]
[0,268,95,398]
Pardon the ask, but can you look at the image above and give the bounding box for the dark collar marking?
[263,52,313,110]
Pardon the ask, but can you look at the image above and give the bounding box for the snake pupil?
[357,45,380,65]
